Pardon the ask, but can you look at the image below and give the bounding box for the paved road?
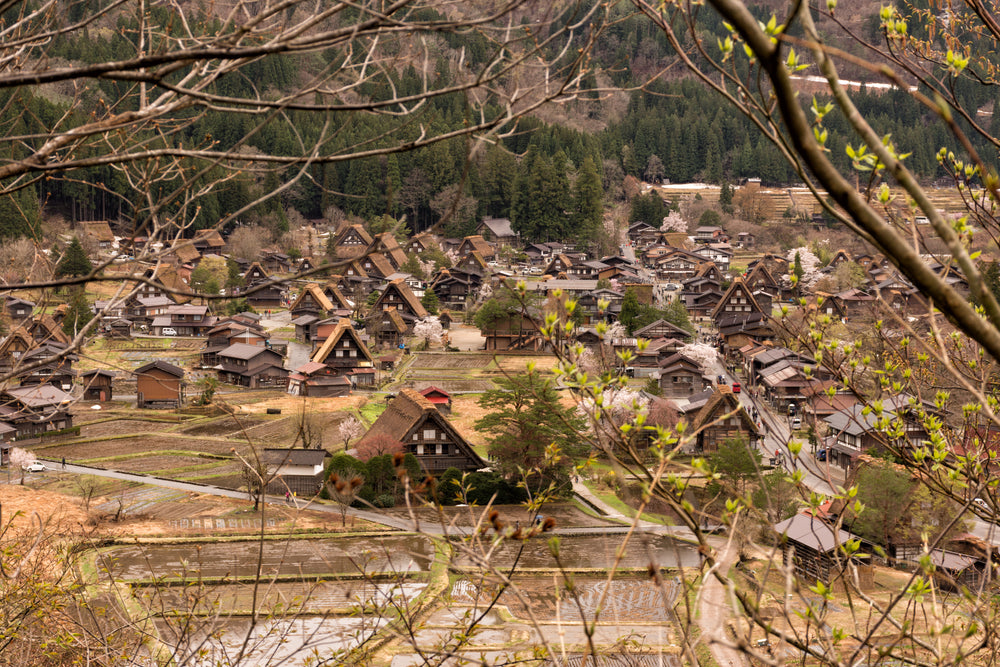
[711,359,837,496]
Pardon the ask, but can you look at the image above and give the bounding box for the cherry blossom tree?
[414,317,444,348]
[9,448,37,485]
[660,211,688,232]
[338,417,364,450]
[784,247,822,288]
[679,343,720,370]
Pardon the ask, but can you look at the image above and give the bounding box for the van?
[731,382,741,394]
[162,327,177,336]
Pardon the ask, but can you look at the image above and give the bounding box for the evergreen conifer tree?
[56,237,92,277]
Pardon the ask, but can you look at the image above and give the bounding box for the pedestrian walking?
[285,490,291,503]
[62,457,66,469]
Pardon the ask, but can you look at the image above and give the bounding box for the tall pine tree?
[574,155,603,241]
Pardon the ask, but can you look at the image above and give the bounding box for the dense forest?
[0,0,995,245]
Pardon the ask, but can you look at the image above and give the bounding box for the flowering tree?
[660,210,688,232]
[414,316,444,347]
[9,448,36,485]
[784,247,822,288]
[679,343,720,370]
[605,322,627,340]
[337,417,364,450]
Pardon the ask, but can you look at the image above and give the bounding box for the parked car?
[162,327,177,336]
[974,497,990,510]
[731,382,741,394]
[24,462,45,473]
[817,449,827,462]
[791,416,802,429]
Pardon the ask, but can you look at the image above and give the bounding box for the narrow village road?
[698,537,748,667]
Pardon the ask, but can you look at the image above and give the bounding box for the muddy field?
[179,415,276,437]
[451,574,680,624]
[96,454,231,474]
[409,353,493,370]
[33,435,252,461]
[77,419,181,438]
[452,534,701,570]
[139,580,428,614]
[100,535,436,580]
[380,502,621,530]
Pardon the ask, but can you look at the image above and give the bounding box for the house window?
[412,433,418,440]
[435,443,443,455]
[416,444,424,455]
[349,350,356,357]
[335,350,343,357]
[423,429,436,439]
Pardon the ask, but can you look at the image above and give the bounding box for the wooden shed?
[81,369,115,401]
[135,360,185,409]
[774,513,872,588]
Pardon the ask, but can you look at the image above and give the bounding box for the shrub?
[374,494,395,508]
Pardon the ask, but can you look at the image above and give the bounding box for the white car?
[974,497,990,510]
[162,327,177,336]
[24,462,45,473]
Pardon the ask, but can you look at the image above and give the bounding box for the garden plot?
[94,487,189,518]
[401,379,496,392]
[179,415,274,437]
[91,454,225,474]
[77,419,179,438]
[409,353,493,370]
[35,435,252,461]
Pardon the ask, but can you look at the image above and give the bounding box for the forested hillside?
[0,0,995,244]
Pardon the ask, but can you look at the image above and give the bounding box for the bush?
[438,467,463,505]
[374,494,395,508]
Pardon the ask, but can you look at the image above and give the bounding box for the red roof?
[419,386,451,402]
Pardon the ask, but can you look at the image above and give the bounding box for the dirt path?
[699,538,748,667]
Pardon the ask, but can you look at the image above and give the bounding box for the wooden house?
[215,343,288,388]
[15,344,76,390]
[169,242,202,266]
[331,224,374,259]
[81,369,115,401]
[0,329,33,373]
[263,251,292,274]
[192,229,227,254]
[310,318,375,385]
[5,298,34,321]
[357,389,486,473]
[287,361,353,397]
[634,319,692,341]
[543,254,575,276]
[774,514,870,586]
[372,308,407,348]
[372,278,429,330]
[735,232,756,248]
[28,316,69,345]
[657,353,706,398]
[407,232,439,255]
[290,284,336,319]
[135,360,185,409]
[418,386,452,414]
[823,394,936,474]
[0,385,73,439]
[690,386,760,453]
[457,235,495,260]
[371,233,409,269]
[711,277,765,327]
[476,218,517,246]
[263,448,328,496]
[358,252,395,280]
[244,262,269,284]
[693,226,727,244]
[151,305,217,337]
[78,221,116,253]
